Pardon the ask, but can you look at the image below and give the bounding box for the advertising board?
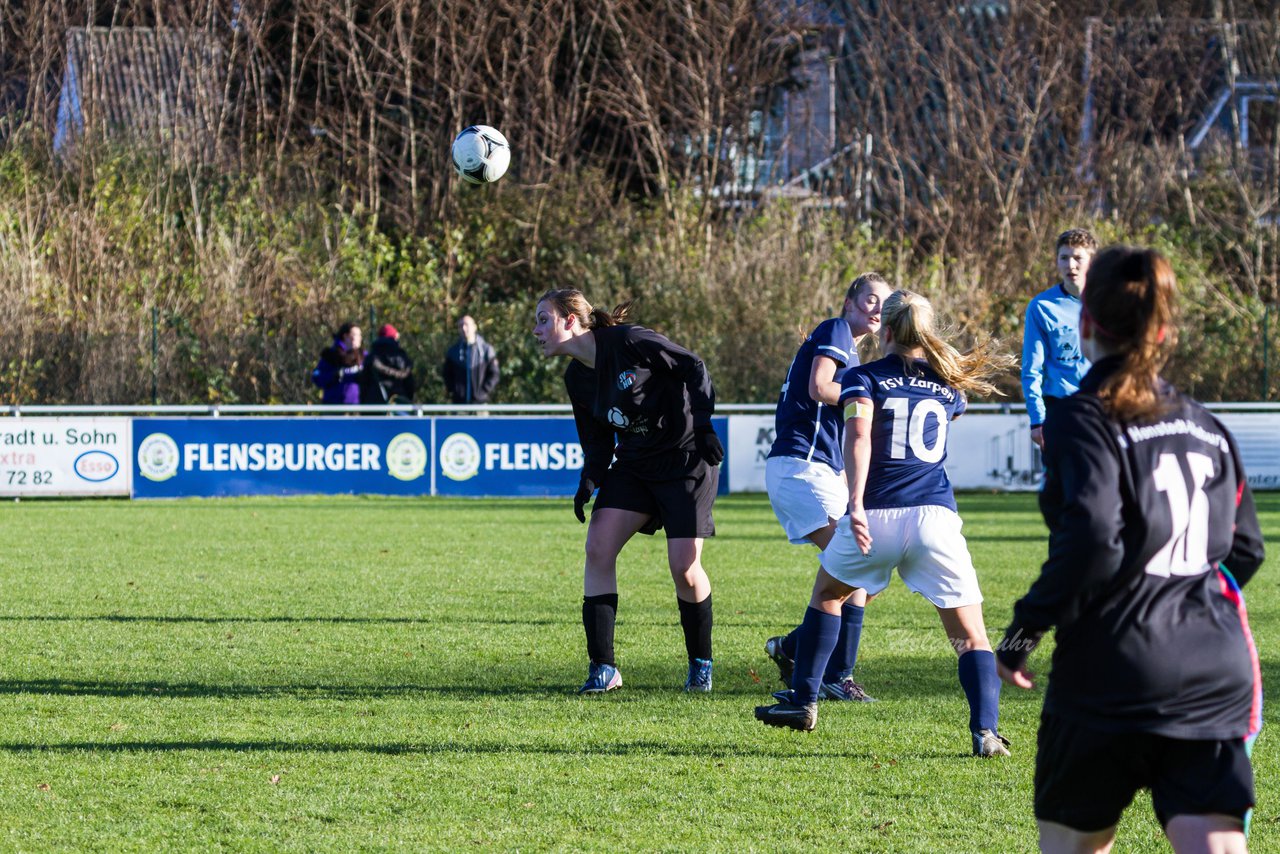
[131,418,431,498]
[434,416,730,496]
[726,412,1043,492]
[0,417,131,497]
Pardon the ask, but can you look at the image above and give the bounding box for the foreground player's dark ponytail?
[538,289,632,328]
[1081,247,1178,423]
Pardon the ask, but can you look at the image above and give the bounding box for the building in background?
[54,26,223,158]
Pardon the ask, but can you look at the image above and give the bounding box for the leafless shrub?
[0,1,1277,403]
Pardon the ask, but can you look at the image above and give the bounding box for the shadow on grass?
[0,677,794,699]
[0,613,848,629]
[0,614,577,627]
[0,647,993,700]
[123,497,572,513]
[963,534,1048,543]
[0,737,953,760]
[0,678,548,699]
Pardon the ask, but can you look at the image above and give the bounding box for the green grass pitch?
[0,492,1275,851]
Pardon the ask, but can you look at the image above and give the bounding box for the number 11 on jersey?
[1145,451,1214,578]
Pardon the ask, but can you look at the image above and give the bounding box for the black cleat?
[764,636,795,687]
[754,700,817,732]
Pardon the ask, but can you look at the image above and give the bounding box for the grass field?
[0,492,1275,852]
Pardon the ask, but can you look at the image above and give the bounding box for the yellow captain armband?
[844,401,873,420]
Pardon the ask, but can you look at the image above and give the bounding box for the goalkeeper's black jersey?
[998,357,1265,740]
[564,324,715,483]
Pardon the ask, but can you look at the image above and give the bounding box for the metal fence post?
[151,307,159,405]
[1264,302,1272,401]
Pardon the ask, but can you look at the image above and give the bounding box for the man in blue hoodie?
[1022,228,1097,449]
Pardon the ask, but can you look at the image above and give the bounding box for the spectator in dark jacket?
[311,323,365,405]
[362,324,416,404]
[443,314,500,404]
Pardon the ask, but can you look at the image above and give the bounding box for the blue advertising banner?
[131,418,431,498]
[434,416,729,497]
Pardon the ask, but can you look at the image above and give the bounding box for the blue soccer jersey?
[768,317,857,471]
[1022,283,1091,427]
[839,356,967,511]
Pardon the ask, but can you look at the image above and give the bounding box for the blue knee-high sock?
[823,603,865,682]
[791,606,842,706]
[957,650,1001,733]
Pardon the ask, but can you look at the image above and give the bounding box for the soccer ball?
[451,125,510,184]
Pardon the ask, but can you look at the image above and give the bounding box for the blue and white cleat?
[819,676,877,702]
[972,728,1011,757]
[684,657,713,692]
[578,662,622,695]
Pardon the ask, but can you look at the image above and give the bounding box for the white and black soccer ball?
[451,125,510,184]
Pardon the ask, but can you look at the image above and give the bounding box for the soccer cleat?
[684,657,713,692]
[764,636,794,686]
[754,698,818,732]
[578,662,622,695]
[819,676,877,703]
[972,729,1011,757]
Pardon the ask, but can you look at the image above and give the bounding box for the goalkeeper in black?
[997,246,1265,854]
[533,288,723,695]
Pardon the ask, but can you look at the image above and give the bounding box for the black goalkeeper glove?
[694,425,724,466]
[573,477,596,523]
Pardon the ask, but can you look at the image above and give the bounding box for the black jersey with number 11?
[999,357,1265,740]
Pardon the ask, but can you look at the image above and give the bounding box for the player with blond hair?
[762,272,894,703]
[755,290,1015,758]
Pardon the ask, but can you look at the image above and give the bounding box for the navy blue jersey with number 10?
[839,356,967,511]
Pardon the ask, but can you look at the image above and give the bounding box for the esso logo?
[74,450,120,482]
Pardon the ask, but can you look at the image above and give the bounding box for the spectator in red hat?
[361,323,416,404]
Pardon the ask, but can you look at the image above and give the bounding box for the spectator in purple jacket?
[311,323,365,404]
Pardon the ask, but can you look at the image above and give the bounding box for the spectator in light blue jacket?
[1022,229,1097,449]
[312,323,365,405]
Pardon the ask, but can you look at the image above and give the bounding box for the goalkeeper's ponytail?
[1081,247,1178,423]
[539,289,633,330]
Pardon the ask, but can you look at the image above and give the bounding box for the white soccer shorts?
[766,456,849,545]
[819,505,984,609]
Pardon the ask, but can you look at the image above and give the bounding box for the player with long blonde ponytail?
[755,289,1017,758]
